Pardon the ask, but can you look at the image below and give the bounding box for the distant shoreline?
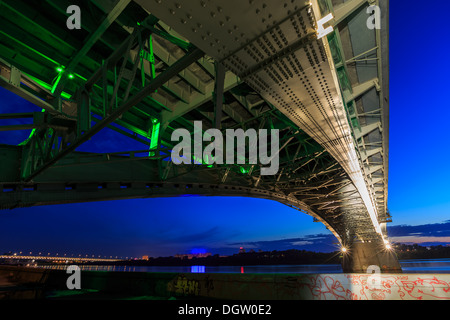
[78,244,450,267]
[3,244,449,267]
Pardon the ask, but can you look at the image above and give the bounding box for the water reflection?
[400,259,450,273]
[190,265,205,273]
[31,258,450,274]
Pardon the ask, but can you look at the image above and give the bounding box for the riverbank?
[1,264,450,300]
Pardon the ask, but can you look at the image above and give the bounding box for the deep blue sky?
[1,1,450,258]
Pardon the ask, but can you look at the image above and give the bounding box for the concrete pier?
[342,240,403,273]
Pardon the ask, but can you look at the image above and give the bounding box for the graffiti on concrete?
[166,272,450,300]
[174,275,199,296]
[301,274,450,300]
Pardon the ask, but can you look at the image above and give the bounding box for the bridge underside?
[0,0,398,271]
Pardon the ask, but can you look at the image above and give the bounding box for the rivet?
[170,9,175,14]
[175,3,181,8]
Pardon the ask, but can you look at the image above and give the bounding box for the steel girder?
[0,0,391,247]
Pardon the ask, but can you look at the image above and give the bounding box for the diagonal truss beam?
[53,0,132,97]
[23,47,204,181]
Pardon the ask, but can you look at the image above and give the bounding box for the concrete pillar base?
[342,240,402,273]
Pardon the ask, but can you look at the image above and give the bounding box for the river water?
[39,258,450,274]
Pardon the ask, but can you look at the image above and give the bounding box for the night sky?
[1,1,450,259]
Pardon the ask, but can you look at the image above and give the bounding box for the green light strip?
[0,31,60,66]
[17,109,45,146]
[1,31,86,96]
[149,121,160,156]
[148,34,156,80]
[23,73,72,100]
[51,72,64,94]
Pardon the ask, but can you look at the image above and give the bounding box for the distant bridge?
[0,255,122,263]
[0,0,400,272]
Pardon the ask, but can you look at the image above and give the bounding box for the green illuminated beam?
[24,73,72,100]
[0,30,60,66]
[53,0,132,97]
[149,120,160,156]
[148,34,156,80]
[51,71,64,94]
[18,109,45,146]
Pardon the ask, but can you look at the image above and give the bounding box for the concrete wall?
[1,266,450,300]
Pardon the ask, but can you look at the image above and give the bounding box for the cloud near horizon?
[212,221,450,255]
[387,221,450,246]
